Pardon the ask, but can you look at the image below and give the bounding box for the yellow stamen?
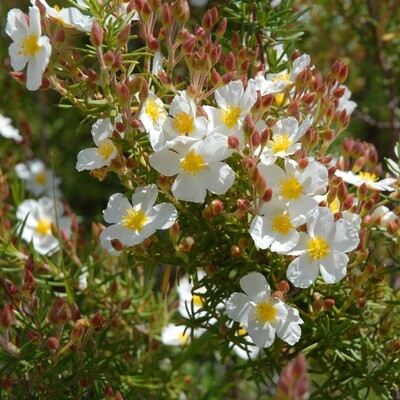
[145,99,164,122]
[121,209,147,231]
[178,331,189,342]
[271,211,293,235]
[269,133,291,154]
[358,171,379,183]
[193,294,203,307]
[237,327,247,336]
[19,34,40,57]
[220,104,242,128]
[96,139,115,161]
[307,236,329,259]
[279,175,303,200]
[254,301,277,324]
[272,72,290,82]
[180,151,205,176]
[174,112,194,135]
[36,219,51,235]
[329,197,341,213]
[35,172,47,186]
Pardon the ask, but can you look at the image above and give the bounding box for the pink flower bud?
[227,135,240,149]
[216,18,227,38]
[91,21,103,47]
[237,199,251,212]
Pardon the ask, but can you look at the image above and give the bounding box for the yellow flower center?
[329,197,341,213]
[96,139,115,161]
[174,112,194,135]
[271,211,293,235]
[269,133,291,154]
[279,175,303,200]
[358,171,378,183]
[36,219,51,235]
[145,99,164,122]
[307,236,330,259]
[274,93,286,106]
[272,72,291,82]
[237,327,247,336]
[178,331,189,343]
[35,172,47,186]
[220,104,242,128]
[19,34,40,57]
[254,301,277,324]
[121,209,147,231]
[180,151,205,176]
[192,294,204,307]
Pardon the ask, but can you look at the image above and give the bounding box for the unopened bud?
[224,51,236,72]
[301,92,316,105]
[337,181,347,202]
[237,198,251,212]
[210,199,223,215]
[333,86,346,99]
[277,280,290,293]
[47,337,60,352]
[262,188,273,202]
[357,182,368,200]
[71,319,90,342]
[91,21,103,47]
[170,0,190,24]
[147,35,160,52]
[338,64,348,83]
[216,18,227,38]
[180,236,195,252]
[105,383,114,399]
[0,304,15,329]
[243,114,255,137]
[228,135,240,149]
[387,221,398,236]
[231,245,243,257]
[111,239,125,252]
[251,131,261,147]
[324,299,335,309]
[91,311,105,331]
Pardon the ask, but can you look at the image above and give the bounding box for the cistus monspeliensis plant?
[0,0,399,398]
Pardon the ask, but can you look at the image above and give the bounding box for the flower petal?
[226,292,252,324]
[240,272,270,303]
[319,251,348,284]
[201,162,235,195]
[286,254,319,288]
[171,173,206,203]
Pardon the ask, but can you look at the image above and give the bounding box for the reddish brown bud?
[111,239,125,252]
[224,51,236,72]
[161,3,173,27]
[262,188,273,202]
[339,64,348,83]
[170,0,190,24]
[0,304,15,329]
[216,18,227,38]
[277,280,290,293]
[91,311,105,331]
[241,156,255,170]
[210,68,221,86]
[9,71,26,84]
[210,199,223,215]
[231,245,243,257]
[117,25,131,48]
[387,221,398,236]
[251,131,261,147]
[47,337,60,352]
[237,198,251,212]
[227,135,240,149]
[91,21,103,47]
[337,181,348,202]
[221,71,235,85]
[48,298,71,324]
[105,383,114,399]
[231,32,240,51]
[147,35,160,52]
[180,236,195,252]
[301,92,316,105]
[333,86,346,99]
[357,182,368,200]
[71,303,81,322]
[324,299,335,309]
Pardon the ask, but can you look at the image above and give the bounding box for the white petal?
[319,251,348,284]
[333,218,360,253]
[91,118,113,145]
[8,42,28,72]
[249,216,274,250]
[201,163,235,195]
[103,193,131,223]
[226,292,252,324]
[299,161,328,195]
[307,207,334,238]
[171,173,206,203]
[246,318,276,348]
[240,272,270,303]
[149,149,180,176]
[270,229,299,254]
[286,254,319,289]
[273,117,298,137]
[26,44,50,91]
[131,184,158,211]
[6,9,30,42]
[151,203,178,229]
[76,148,107,171]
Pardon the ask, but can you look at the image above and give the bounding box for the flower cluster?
[3,0,399,386]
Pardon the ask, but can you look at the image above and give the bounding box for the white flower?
[203,80,257,144]
[6,6,52,91]
[337,85,357,115]
[226,272,303,348]
[177,270,207,320]
[161,323,205,346]
[32,0,93,32]
[16,197,72,255]
[253,54,310,95]
[260,116,311,165]
[286,207,359,288]
[149,134,235,203]
[250,198,304,253]
[76,118,119,171]
[0,114,23,142]
[152,51,165,76]
[231,326,260,360]
[335,169,396,192]
[139,92,168,148]
[258,159,328,218]
[15,159,62,197]
[370,205,398,236]
[100,184,177,255]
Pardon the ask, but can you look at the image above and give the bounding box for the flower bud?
[301,92,316,105]
[47,337,60,352]
[387,221,398,236]
[161,3,173,28]
[337,181,347,202]
[105,383,114,399]
[71,319,90,342]
[237,199,251,212]
[357,182,368,200]
[111,239,125,252]
[241,156,255,170]
[210,199,223,215]
[262,188,273,202]
[170,0,190,24]
[0,304,15,329]
[231,245,243,257]
[333,86,346,99]
[147,35,160,52]
[231,32,240,51]
[180,236,195,252]
[339,64,348,83]
[324,299,335,309]
[227,135,240,150]
[216,18,227,38]
[277,280,290,293]
[224,51,236,72]
[91,21,103,48]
